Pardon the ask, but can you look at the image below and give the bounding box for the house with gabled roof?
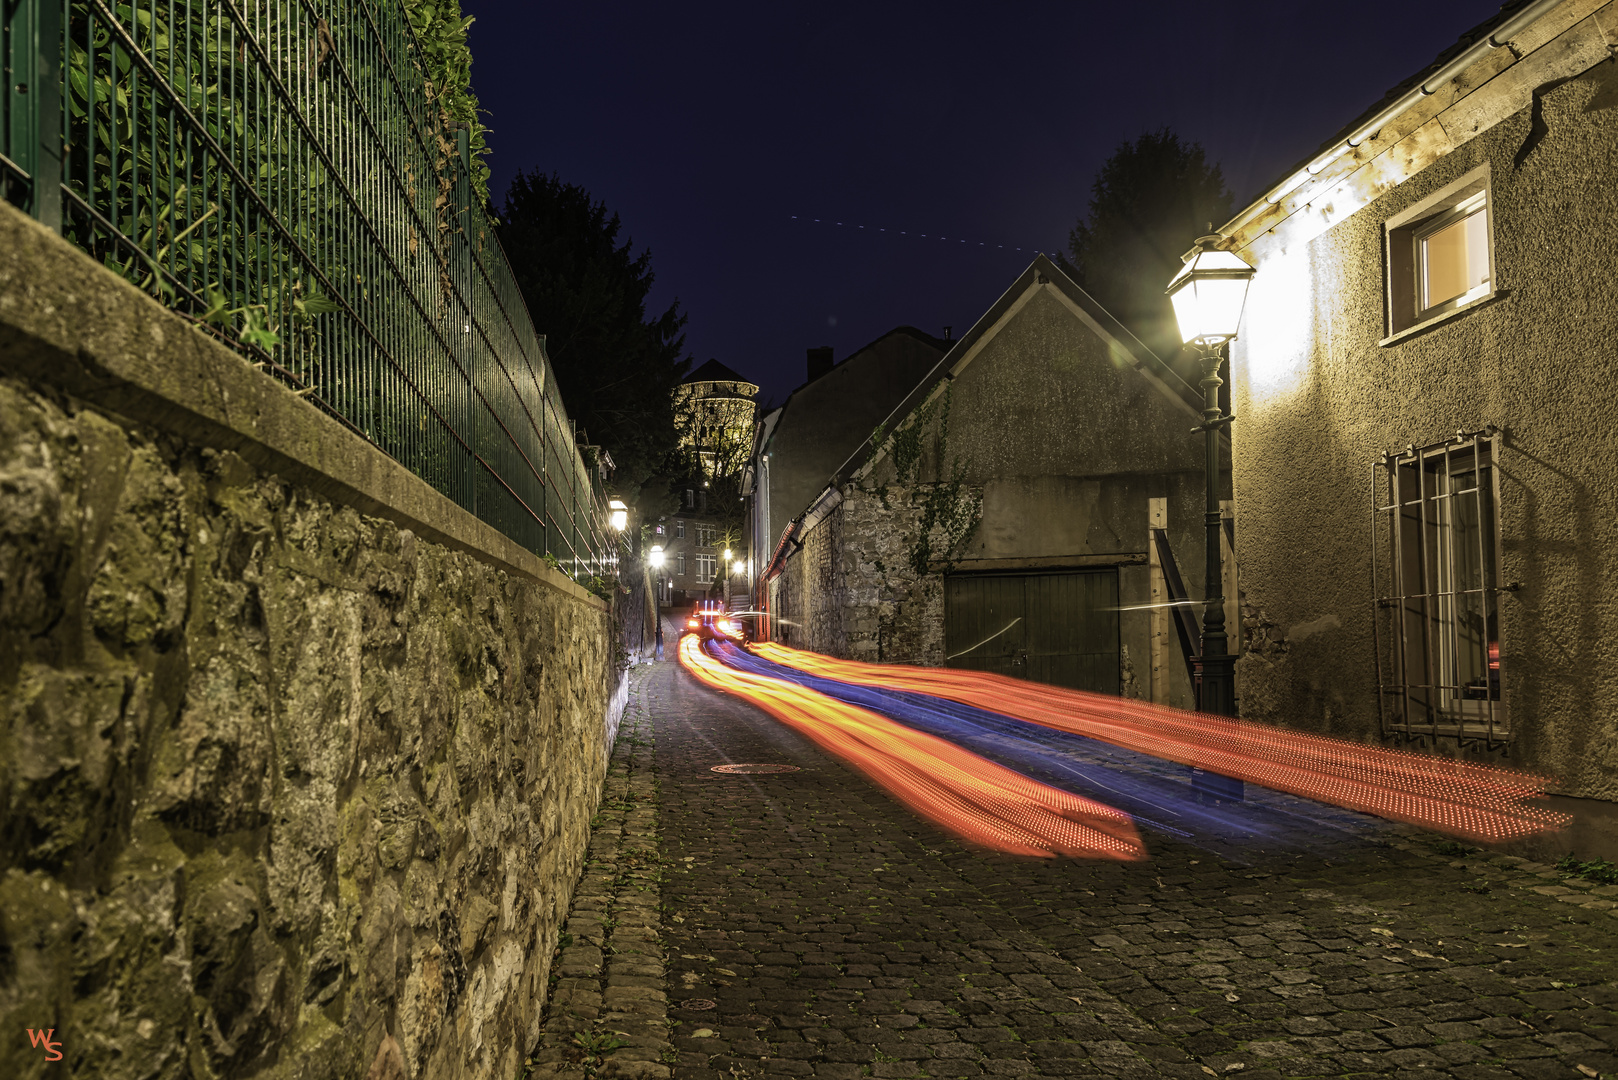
[1216,0,1618,813]
[758,254,1231,710]
[745,327,949,591]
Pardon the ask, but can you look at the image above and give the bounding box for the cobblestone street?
[533,661,1618,1080]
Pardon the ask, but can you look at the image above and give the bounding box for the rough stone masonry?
[0,371,625,1079]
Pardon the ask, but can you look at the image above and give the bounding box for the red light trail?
[679,635,1145,860]
[753,643,1568,845]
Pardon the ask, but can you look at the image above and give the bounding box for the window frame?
[1382,164,1496,344]
[1371,428,1508,743]
[695,553,717,583]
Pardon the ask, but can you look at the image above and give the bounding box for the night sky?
[461,1,1499,407]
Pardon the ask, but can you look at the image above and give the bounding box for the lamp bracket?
[1191,414,1237,434]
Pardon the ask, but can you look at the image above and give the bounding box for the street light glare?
[649,544,665,568]
[1167,241,1255,344]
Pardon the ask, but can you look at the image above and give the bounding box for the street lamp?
[649,544,666,660]
[608,498,628,532]
[1166,235,1254,719]
[722,547,733,608]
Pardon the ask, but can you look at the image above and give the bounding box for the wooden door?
[945,570,1120,694]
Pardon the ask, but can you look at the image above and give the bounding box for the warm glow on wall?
[1234,245,1314,408]
[679,636,1146,860]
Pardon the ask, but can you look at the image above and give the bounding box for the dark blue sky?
[461,1,1498,406]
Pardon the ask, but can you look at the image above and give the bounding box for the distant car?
[685,599,742,642]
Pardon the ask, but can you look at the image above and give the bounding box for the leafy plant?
[401,0,491,204]
[1558,854,1618,884]
[571,1030,627,1060]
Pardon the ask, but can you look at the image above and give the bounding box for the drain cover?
[710,763,801,774]
[679,998,717,1011]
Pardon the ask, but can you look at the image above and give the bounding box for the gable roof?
[684,358,755,386]
[760,325,950,455]
[757,255,1218,584]
[838,254,1204,488]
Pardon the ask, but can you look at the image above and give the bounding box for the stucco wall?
[0,204,625,1078]
[1230,61,1618,798]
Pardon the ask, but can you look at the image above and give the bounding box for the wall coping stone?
[0,200,604,607]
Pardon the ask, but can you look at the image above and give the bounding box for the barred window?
[1373,429,1506,740]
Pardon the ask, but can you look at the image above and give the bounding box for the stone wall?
[0,204,625,1078]
[771,484,947,665]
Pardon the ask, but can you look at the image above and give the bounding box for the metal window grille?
[1371,427,1506,742]
[2,0,614,581]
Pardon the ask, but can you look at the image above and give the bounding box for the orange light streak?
[753,642,1569,844]
[678,635,1145,860]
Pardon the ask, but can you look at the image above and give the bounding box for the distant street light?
[649,544,666,661]
[1166,235,1254,721]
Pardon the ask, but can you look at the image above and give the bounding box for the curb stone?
[526,668,671,1080]
[1384,825,1618,918]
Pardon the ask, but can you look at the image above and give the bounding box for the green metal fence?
[2,0,614,581]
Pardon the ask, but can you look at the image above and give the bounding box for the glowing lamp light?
[608,498,628,532]
[648,544,665,569]
[1166,237,1256,344]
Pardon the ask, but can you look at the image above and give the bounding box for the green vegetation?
[401,0,491,204]
[498,171,691,518]
[1558,854,1618,884]
[1062,128,1232,374]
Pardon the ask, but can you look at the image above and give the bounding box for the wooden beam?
[1149,497,1168,705]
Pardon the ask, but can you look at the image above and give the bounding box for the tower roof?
[684,358,754,387]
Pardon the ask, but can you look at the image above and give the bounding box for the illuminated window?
[696,553,717,583]
[1384,165,1494,339]
[1373,430,1506,740]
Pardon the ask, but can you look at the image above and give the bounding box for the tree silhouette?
[1063,129,1232,385]
[499,170,691,515]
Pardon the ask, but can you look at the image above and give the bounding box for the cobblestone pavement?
[535,660,1618,1080]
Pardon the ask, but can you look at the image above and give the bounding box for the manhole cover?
[710,763,801,774]
[679,998,717,1011]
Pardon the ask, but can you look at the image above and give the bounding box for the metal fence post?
[4,0,61,229]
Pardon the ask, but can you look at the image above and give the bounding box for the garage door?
[944,570,1120,694]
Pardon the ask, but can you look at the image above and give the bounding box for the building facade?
[747,328,949,596]
[657,360,757,607]
[1222,0,1618,800]
[764,256,1230,710]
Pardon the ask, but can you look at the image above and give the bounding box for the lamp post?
[1165,235,1255,719]
[649,544,666,661]
[722,547,732,609]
